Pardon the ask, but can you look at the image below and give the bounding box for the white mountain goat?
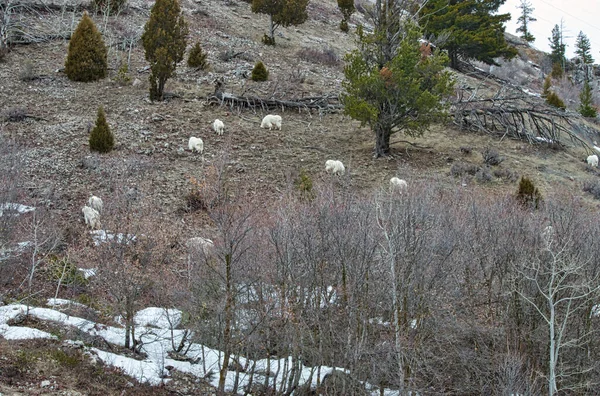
[82,206,101,229]
[260,114,282,131]
[88,195,103,214]
[188,137,204,153]
[213,119,224,135]
[390,177,408,192]
[325,160,345,176]
[586,154,598,167]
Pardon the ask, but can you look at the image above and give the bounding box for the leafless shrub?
[450,162,480,177]
[19,61,37,81]
[296,46,341,67]
[492,168,519,182]
[218,49,245,62]
[0,45,8,62]
[482,147,504,166]
[475,166,493,183]
[289,67,306,84]
[582,179,600,199]
[5,107,27,122]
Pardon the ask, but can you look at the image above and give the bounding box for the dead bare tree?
[515,217,600,395]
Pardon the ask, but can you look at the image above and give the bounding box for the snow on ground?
[90,230,137,246]
[0,302,393,394]
[78,267,96,279]
[0,203,35,217]
[0,323,58,340]
[47,298,89,309]
[134,307,182,329]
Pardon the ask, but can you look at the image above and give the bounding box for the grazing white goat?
[88,195,103,214]
[213,119,224,135]
[390,177,408,192]
[82,206,101,229]
[325,160,345,176]
[187,237,215,257]
[188,137,204,153]
[260,114,282,131]
[587,154,598,167]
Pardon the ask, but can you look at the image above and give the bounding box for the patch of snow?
[134,307,182,329]
[0,303,396,394]
[0,323,58,340]
[0,203,35,217]
[78,267,96,279]
[90,230,137,246]
[47,298,88,309]
[534,136,555,144]
[521,88,541,98]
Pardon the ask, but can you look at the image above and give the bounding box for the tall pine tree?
[548,23,566,69]
[337,0,355,32]
[142,0,188,101]
[575,31,593,82]
[420,0,517,69]
[342,15,454,157]
[575,31,594,65]
[516,0,536,43]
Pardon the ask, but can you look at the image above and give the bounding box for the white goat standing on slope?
[82,206,101,229]
[390,177,408,192]
[88,195,103,214]
[188,137,204,153]
[260,114,282,131]
[213,119,224,135]
[325,160,345,176]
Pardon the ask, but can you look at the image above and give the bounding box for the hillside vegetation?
[2,0,600,394]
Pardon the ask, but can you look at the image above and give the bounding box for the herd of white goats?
[82,113,410,230]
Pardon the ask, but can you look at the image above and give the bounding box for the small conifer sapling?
[89,106,115,153]
[251,61,269,81]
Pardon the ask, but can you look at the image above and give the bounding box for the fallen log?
[207,91,343,114]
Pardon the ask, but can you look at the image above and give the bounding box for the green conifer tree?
[64,12,107,82]
[575,31,594,81]
[188,42,209,70]
[579,80,597,118]
[516,0,536,43]
[542,75,552,98]
[142,0,188,101]
[342,20,454,157]
[252,0,309,45]
[89,106,115,153]
[546,92,566,110]
[516,176,542,209]
[337,0,354,33]
[548,23,566,68]
[251,61,269,81]
[420,0,517,69]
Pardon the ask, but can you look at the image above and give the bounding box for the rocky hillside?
[1,0,599,224]
[2,0,600,393]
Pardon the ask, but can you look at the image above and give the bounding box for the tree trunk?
[218,253,234,395]
[269,15,275,43]
[375,123,391,157]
